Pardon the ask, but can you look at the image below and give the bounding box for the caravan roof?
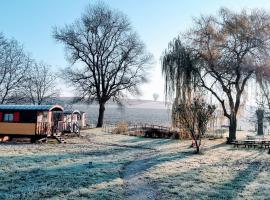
[0,105,64,111]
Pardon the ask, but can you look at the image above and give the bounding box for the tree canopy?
[163,8,270,141]
[22,62,59,105]
[54,3,152,127]
[0,33,31,104]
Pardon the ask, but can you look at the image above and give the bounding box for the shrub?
[178,130,191,139]
[112,122,129,134]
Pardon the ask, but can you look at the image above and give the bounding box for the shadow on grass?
[0,162,121,199]
[122,139,230,180]
[0,147,128,168]
[122,150,196,180]
[119,136,147,143]
[205,161,262,199]
[2,148,196,199]
[202,142,228,152]
[119,136,174,146]
[146,151,264,200]
[0,137,242,199]
[0,144,143,200]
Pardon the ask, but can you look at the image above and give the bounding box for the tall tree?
[22,62,59,105]
[184,8,270,141]
[256,71,270,135]
[257,75,270,110]
[54,3,152,127]
[162,38,199,103]
[0,33,31,104]
[162,38,200,127]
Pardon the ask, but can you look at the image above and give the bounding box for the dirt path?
[82,130,159,199]
[121,151,158,200]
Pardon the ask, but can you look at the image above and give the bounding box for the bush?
[112,122,129,134]
[177,129,192,139]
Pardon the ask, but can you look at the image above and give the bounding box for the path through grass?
[0,129,269,200]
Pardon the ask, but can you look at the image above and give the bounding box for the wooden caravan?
[73,110,87,128]
[0,105,64,140]
[80,111,87,128]
[62,110,87,133]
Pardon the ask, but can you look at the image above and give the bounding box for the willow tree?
[54,3,152,127]
[161,38,200,127]
[184,8,270,141]
[162,38,215,152]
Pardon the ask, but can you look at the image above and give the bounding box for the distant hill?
[57,97,170,109]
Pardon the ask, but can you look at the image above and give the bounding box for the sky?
[1,0,270,101]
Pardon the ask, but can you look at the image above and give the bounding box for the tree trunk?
[196,145,200,154]
[228,113,237,142]
[97,102,106,128]
[191,131,200,154]
[195,140,200,154]
[256,109,264,135]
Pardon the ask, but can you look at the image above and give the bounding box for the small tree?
[152,93,159,101]
[0,33,31,104]
[175,98,215,153]
[22,62,59,105]
[54,3,152,127]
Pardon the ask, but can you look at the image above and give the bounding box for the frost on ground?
[122,151,158,200]
[0,129,270,200]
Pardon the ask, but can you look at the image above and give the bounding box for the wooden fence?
[102,122,226,139]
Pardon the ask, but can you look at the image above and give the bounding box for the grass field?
[0,129,269,200]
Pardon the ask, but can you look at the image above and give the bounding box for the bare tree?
[256,75,270,135]
[22,62,59,105]
[53,3,152,127]
[257,76,270,109]
[0,33,31,104]
[183,8,270,141]
[175,98,215,153]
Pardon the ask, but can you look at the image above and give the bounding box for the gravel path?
[122,151,158,200]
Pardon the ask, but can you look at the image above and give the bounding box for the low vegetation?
[112,122,129,135]
[0,129,269,200]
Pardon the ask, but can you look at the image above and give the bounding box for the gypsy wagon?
[0,105,64,141]
[62,110,86,133]
[72,110,86,128]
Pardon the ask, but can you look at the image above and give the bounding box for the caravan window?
[4,113,13,122]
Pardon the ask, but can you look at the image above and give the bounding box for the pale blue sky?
[1,0,270,100]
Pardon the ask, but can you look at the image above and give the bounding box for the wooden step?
[54,136,66,144]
